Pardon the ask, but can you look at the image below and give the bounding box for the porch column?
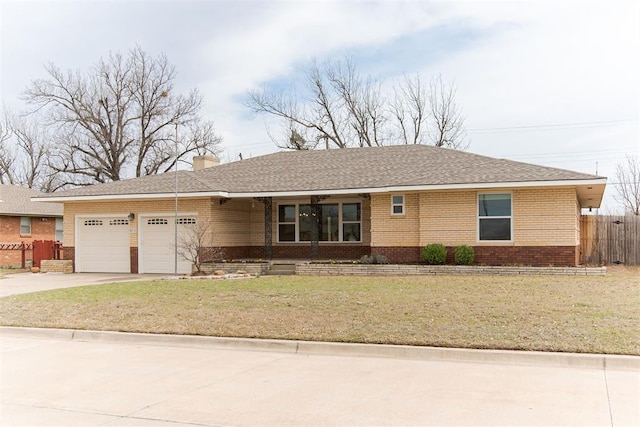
[255,197,273,260]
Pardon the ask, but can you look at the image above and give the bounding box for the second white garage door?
[140,216,196,274]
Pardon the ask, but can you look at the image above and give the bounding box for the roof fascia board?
[31,191,229,203]
[31,178,606,202]
[228,178,607,198]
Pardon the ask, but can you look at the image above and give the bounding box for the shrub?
[359,255,373,264]
[372,253,389,264]
[359,254,389,264]
[422,243,447,265]
[454,245,474,265]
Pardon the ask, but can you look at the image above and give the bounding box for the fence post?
[21,241,26,269]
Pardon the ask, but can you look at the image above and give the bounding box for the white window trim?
[277,204,297,243]
[341,203,362,242]
[277,202,362,243]
[477,192,513,242]
[20,216,32,235]
[391,194,405,216]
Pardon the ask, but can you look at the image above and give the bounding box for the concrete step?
[266,264,297,275]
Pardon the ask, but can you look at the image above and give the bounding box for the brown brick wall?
[372,247,422,263]
[375,245,579,266]
[273,245,371,260]
[210,245,372,260]
[63,246,75,272]
[130,247,138,274]
[0,215,59,266]
[472,246,579,267]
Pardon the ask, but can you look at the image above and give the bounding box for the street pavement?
[1,328,638,426]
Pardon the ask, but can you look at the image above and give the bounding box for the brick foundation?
[375,245,579,267]
[60,244,580,271]
[63,246,75,272]
[371,247,422,263]
[272,245,371,260]
[210,245,372,260]
[130,247,138,274]
[471,246,579,267]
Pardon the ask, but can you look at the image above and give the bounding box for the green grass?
[1,268,638,355]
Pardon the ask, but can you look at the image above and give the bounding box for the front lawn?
[1,267,638,355]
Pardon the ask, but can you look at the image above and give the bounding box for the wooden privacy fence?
[580,215,640,266]
[0,240,62,268]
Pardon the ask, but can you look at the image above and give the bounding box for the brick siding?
[61,186,583,270]
[130,247,138,274]
[375,245,579,266]
[204,245,372,261]
[0,215,59,267]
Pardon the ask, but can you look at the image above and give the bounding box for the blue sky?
[1,0,638,211]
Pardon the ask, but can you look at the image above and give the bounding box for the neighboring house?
[34,145,606,273]
[0,184,64,267]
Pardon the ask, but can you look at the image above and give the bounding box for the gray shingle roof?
[35,145,603,199]
[0,185,63,216]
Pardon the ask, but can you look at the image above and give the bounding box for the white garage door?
[76,217,130,273]
[140,216,196,274]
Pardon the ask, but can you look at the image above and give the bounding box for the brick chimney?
[193,155,220,171]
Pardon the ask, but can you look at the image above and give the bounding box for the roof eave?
[31,178,607,202]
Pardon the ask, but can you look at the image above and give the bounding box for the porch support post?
[255,197,273,260]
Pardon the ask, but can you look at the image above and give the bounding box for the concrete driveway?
[0,271,166,297]
[1,328,638,426]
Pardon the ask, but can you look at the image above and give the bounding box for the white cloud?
[2,0,638,211]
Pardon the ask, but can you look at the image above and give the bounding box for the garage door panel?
[76,218,130,273]
[141,216,194,274]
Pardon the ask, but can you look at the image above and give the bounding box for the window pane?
[278,205,296,223]
[279,224,296,242]
[393,205,403,214]
[392,195,403,205]
[479,218,511,240]
[20,217,31,234]
[321,204,339,241]
[55,218,64,241]
[343,223,361,241]
[479,194,511,217]
[299,205,312,241]
[342,203,361,222]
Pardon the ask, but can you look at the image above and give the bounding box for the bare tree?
[390,74,428,145]
[614,154,640,215]
[246,57,467,150]
[0,116,15,185]
[23,46,222,187]
[248,60,349,150]
[0,110,60,191]
[428,74,467,149]
[176,220,225,274]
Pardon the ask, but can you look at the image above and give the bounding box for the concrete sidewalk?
[1,328,638,426]
[0,272,166,297]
